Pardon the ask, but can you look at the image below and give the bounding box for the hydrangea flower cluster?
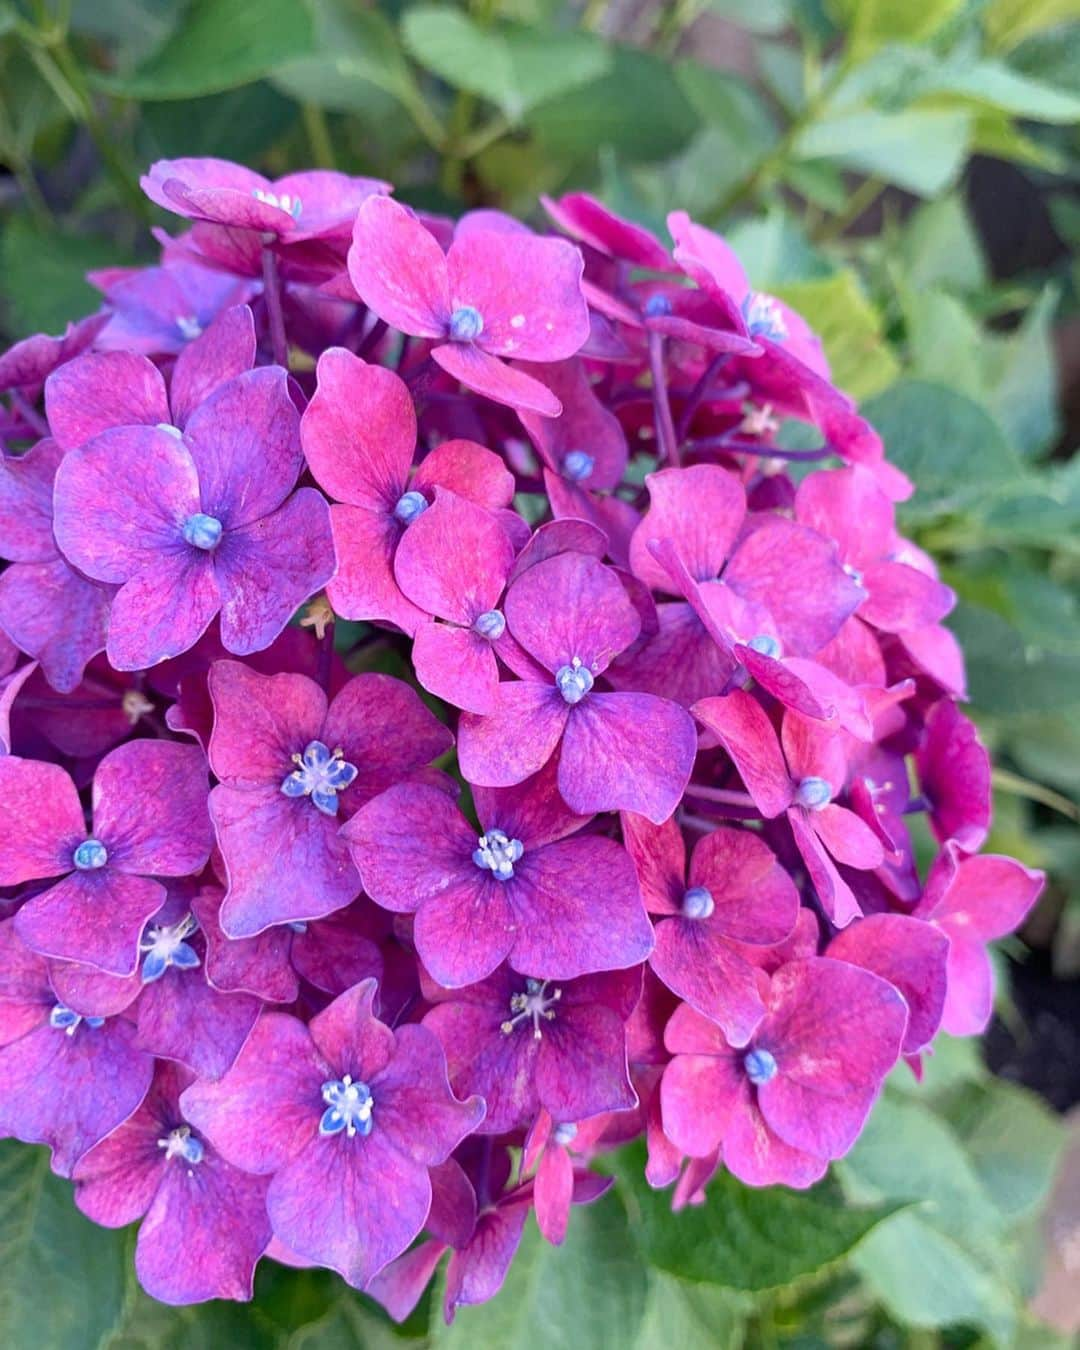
[0,160,1043,1314]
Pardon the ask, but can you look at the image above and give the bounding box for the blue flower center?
[746,633,781,658]
[742,292,788,343]
[562,451,595,482]
[252,188,302,219]
[281,740,359,816]
[182,513,223,551]
[158,1125,205,1166]
[644,293,673,318]
[49,1004,104,1036]
[501,978,562,1040]
[473,608,506,640]
[175,316,203,341]
[393,490,428,525]
[553,1122,578,1146]
[744,1047,778,1085]
[448,306,484,341]
[288,921,308,934]
[73,838,108,871]
[795,776,832,810]
[473,829,524,881]
[140,913,200,984]
[319,1074,374,1138]
[555,656,594,705]
[681,886,715,920]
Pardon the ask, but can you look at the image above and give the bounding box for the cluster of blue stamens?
[281,741,359,815]
[319,1075,374,1138]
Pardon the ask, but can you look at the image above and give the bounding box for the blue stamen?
[182,513,223,551]
[73,838,108,871]
[155,422,184,439]
[555,657,594,705]
[139,913,200,984]
[681,886,715,920]
[448,306,484,342]
[288,921,308,934]
[281,740,359,816]
[795,776,832,810]
[319,1074,374,1138]
[553,1122,578,1146]
[473,829,524,882]
[562,451,595,482]
[175,316,203,342]
[473,609,506,640]
[744,1047,778,1085]
[741,293,789,343]
[746,633,781,659]
[393,490,428,525]
[501,978,562,1040]
[644,293,673,318]
[49,1004,104,1036]
[159,1125,205,1166]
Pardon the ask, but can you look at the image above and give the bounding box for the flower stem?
[261,247,289,369]
[675,352,730,442]
[687,435,834,463]
[647,332,679,466]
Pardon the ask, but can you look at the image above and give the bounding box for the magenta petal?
[348,196,450,338]
[215,489,336,655]
[16,871,164,975]
[516,358,628,491]
[412,438,516,509]
[620,812,686,915]
[723,1096,828,1189]
[916,700,991,852]
[444,1198,532,1318]
[106,551,220,670]
[473,758,591,850]
[690,826,800,945]
[432,343,562,417]
[505,552,640,675]
[367,1240,448,1323]
[93,739,212,875]
[45,351,169,450]
[829,913,948,1054]
[53,425,201,584]
[0,559,110,694]
[326,504,423,632]
[692,691,793,818]
[458,682,568,788]
[630,465,746,591]
[136,969,260,1081]
[787,808,863,928]
[811,804,884,871]
[0,1016,153,1176]
[209,659,326,784]
[322,673,452,802]
[213,784,359,937]
[136,1152,271,1304]
[860,561,954,633]
[169,304,256,428]
[183,367,302,526]
[372,1022,485,1164]
[650,920,764,1046]
[413,878,515,988]
[0,438,63,562]
[447,230,589,362]
[939,936,995,1036]
[267,1129,431,1288]
[424,995,538,1135]
[507,837,653,980]
[536,1003,636,1121]
[559,692,696,824]
[393,488,513,624]
[0,756,84,882]
[308,979,393,1079]
[534,1144,574,1245]
[72,1075,170,1227]
[412,621,500,714]
[661,1047,742,1158]
[179,1013,321,1174]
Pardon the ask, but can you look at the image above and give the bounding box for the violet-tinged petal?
[136,966,260,1081]
[411,621,500,715]
[412,878,516,988]
[431,343,562,418]
[73,1072,172,1227]
[534,1143,574,1245]
[0,438,62,563]
[722,1094,828,1189]
[690,826,800,946]
[15,870,166,976]
[105,551,221,670]
[393,488,514,626]
[215,488,336,656]
[371,1022,485,1165]
[650,920,765,1047]
[630,465,746,592]
[0,559,110,694]
[544,192,673,270]
[367,1241,448,1324]
[180,1013,322,1174]
[52,425,201,584]
[810,803,884,870]
[458,682,569,788]
[325,503,424,632]
[473,758,592,851]
[536,1002,637,1122]
[692,690,793,818]
[424,994,538,1135]
[558,691,696,824]
[787,808,863,928]
[916,699,991,852]
[444,1198,532,1321]
[45,351,170,451]
[411,437,516,509]
[92,739,212,876]
[348,196,450,338]
[169,304,256,430]
[307,979,393,1082]
[208,659,326,785]
[860,561,954,633]
[661,1044,743,1158]
[516,358,628,492]
[0,756,85,882]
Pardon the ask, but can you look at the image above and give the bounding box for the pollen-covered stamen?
[158,1124,205,1167]
[555,656,594,705]
[739,402,780,438]
[562,450,595,482]
[49,1004,105,1036]
[280,740,359,816]
[746,633,781,659]
[744,1047,778,1085]
[473,609,506,641]
[553,1122,578,1146]
[139,912,200,984]
[319,1074,374,1138]
[473,829,524,882]
[742,293,789,343]
[794,776,833,811]
[121,688,154,726]
[72,838,108,871]
[393,490,428,525]
[501,978,562,1041]
[252,188,302,219]
[681,885,715,920]
[448,305,484,342]
[175,315,203,341]
[182,513,223,551]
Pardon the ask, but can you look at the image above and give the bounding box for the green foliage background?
[0,1,1077,1345]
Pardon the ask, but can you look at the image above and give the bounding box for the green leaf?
[70,0,182,71]
[772,270,900,400]
[947,602,1080,716]
[901,286,986,401]
[633,1273,750,1349]
[861,380,1023,519]
[985,0,1080,53]
[916,57,1080,122]
[900,194,987,293]
[701,0,792,34]
[0,218,118,340]
[611,1144,902,1293]
[794,107,971,196]
[0,1142,128,1350]
[725,210,833,287]
[401,9,610,124]
[982,286,1062,459]
[95,0,316,101]
[138,83,298,163]
[829,0,968,55]
[433,1192,650,1348]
